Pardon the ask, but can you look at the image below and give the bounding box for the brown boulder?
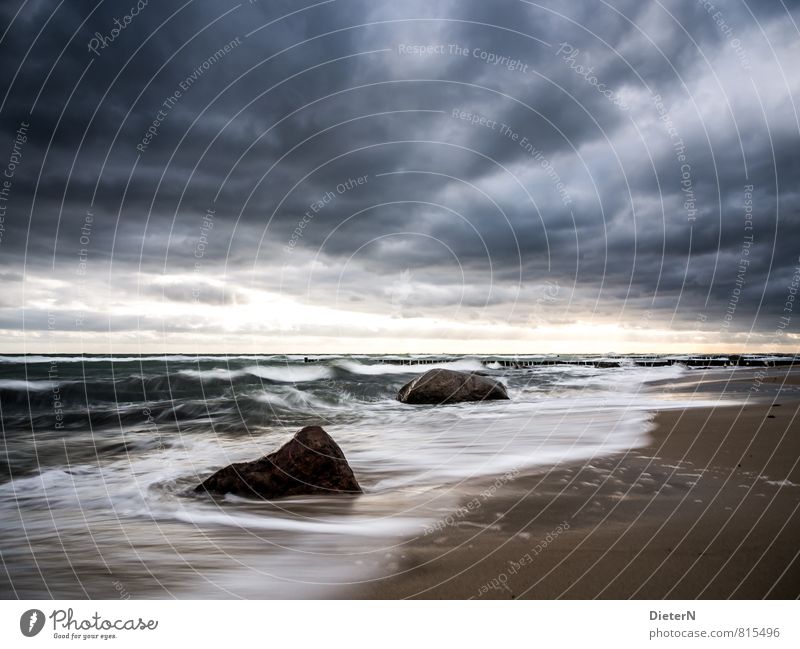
[397,368,509,405]
[195,425,361,499]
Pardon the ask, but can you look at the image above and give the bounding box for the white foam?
[249,386,330,410]
[553,363,687,390]
[764,479,800,488]
[334,358,485,375]
[175,364,334,383]
[0,379,60,391]
[177,368,246,381]
[160,508,426,537]
[244,365,333,383]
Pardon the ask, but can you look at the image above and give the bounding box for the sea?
[0,354,733,598]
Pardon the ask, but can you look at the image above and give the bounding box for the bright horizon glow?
[5,269,797,355]
[6,328,797,356]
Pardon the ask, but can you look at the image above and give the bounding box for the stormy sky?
[0,0,798,353]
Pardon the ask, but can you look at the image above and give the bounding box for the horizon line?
[1,351,797,356]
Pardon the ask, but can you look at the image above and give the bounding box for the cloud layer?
[0,0,798,352]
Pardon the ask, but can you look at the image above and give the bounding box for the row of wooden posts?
[302,356,798,368]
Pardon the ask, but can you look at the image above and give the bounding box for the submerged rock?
[396,368,509,405]
[195,425,362,499]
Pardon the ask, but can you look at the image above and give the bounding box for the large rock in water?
[397,368,509,405]
[195,425,361,499]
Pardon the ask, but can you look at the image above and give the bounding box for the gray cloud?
[0,0,798,349]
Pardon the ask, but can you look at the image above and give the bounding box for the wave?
[0,379,61,392]
[244,365,333,383]
[162,507,426,537]
[175,358,488,384]
[0,465,101,505]
[177,368,247,381]
[333,358,486,376]
[176,365,333,384]
[248,386,331,410]
[553,363,686,390]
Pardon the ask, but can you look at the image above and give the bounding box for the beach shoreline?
[348,368,800,599]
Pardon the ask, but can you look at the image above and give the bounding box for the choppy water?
[0,354,725,598]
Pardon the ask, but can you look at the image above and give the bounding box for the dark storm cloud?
[0,0,798,342]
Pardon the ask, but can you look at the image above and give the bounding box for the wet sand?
[351,368,800,598]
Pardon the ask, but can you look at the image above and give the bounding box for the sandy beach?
[351,368,800,599]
